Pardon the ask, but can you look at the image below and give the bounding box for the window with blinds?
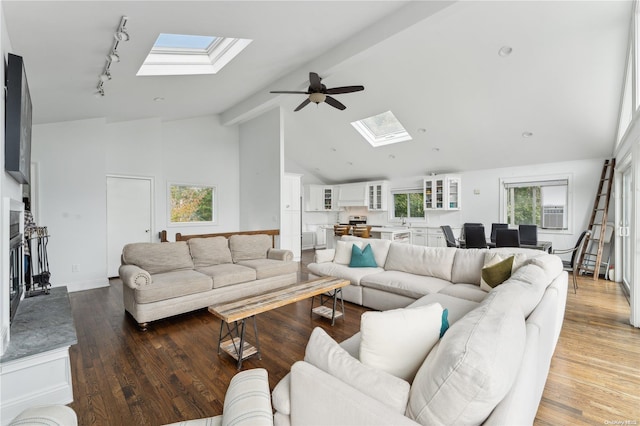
[502,178,569,230]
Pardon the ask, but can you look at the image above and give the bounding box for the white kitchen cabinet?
[411,228,428,246]
[427,231,447,247]
[281,173,302,260]
[424,175,461,210]
[367,181,389,211]
[305,185,336,211]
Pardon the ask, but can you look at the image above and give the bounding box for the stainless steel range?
[348,215,367,225]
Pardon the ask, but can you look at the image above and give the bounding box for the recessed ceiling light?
[417,128,427,133]
[498,46,513,57]
[522,131,533,138]
[153,97,165,102]
[432,147,440,152]
[389,154,396,159]
[347,162,354,166]
[331,147,337,152]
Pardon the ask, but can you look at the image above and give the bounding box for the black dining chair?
[490,223,509,243]
[463,224,488,249]
[460,223,483,241]
[440,225,459,248]
[495,228,521,248]
[518,224,538,246]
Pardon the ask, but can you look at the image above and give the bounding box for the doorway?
[106,176,153,277]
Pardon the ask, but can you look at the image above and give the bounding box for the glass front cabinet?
[367,181,389,211]
[424,175,461,211]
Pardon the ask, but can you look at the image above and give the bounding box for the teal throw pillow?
[349,244,378,268]
[440,308,449,338]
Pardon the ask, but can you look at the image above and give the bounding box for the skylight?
[351,111,412,147]
[137,33,252,76]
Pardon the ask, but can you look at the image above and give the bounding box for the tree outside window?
[392,190,424,221]
[169,183,215,224]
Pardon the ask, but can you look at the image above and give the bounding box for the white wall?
[30,115,240,293]
[238,107,282,231]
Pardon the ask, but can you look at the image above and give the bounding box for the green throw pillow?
[481,256,515,288]
[349,244,378,268]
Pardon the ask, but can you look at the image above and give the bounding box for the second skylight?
[351,111,412,147]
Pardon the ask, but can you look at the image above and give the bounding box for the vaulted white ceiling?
[2,1,632,183]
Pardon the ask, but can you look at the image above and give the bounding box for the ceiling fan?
[270,72,364,111]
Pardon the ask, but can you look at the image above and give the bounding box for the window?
[137,33,252,76]
[501,177,569,231]
[391,189,424,221]
[168,183,216,225]
[351,111,412,147]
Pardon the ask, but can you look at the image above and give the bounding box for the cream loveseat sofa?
[119,234,298,329]
[269,236,567,425]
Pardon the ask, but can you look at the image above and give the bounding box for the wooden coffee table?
[208,276,350,369]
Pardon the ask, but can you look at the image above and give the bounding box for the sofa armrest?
[289,361,418,426]
[10,405,78,426]
[119,264,152,289]
[268,249,293,261]
[223,368,273,425]
[314,249,335,263]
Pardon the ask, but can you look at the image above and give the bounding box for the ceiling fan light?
[309,92,326,104]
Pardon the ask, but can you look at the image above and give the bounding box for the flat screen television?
[5,53,32,184]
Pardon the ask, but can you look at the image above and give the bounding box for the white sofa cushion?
[359,303,444,382]
[360,270,450,299]
[437,283,488,302]
[384,244,456,281]
[450,248,488,284]
[334,240,363,265]
[307,262,383,285]
[492,261,554,317]
[406,290,526,425]
[304,327,410,413]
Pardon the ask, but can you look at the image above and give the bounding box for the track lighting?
[95,15,128,96]
[114,30,130,42]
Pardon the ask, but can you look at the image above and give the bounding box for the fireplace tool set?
[25,226,51,297]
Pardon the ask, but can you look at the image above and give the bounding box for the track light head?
[114,30,129,42]
[107,52,120,62]
[99,72,111,82]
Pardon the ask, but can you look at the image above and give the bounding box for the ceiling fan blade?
[324,96,346,110]
[294,98,311,112]
[325,85,365,95]
[309,72,322,92]
[270,90,309,94]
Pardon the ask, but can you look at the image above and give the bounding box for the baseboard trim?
[62,279,110,293]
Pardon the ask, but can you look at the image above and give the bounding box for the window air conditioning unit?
[542,205,564,229]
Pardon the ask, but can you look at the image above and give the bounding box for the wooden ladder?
[577,158,615,280]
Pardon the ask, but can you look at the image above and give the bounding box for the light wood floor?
[66,250,640,425]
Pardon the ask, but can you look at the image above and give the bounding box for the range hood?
[338,182,368,207]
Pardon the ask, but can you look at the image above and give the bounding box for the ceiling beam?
[220,0,457,126]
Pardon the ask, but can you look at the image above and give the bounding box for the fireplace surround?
[8,209,22,324]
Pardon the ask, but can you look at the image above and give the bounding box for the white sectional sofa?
[271,236,568,425]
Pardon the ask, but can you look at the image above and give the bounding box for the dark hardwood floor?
[66,250,640,425]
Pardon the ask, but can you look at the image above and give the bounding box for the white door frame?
[106,174,155,276]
